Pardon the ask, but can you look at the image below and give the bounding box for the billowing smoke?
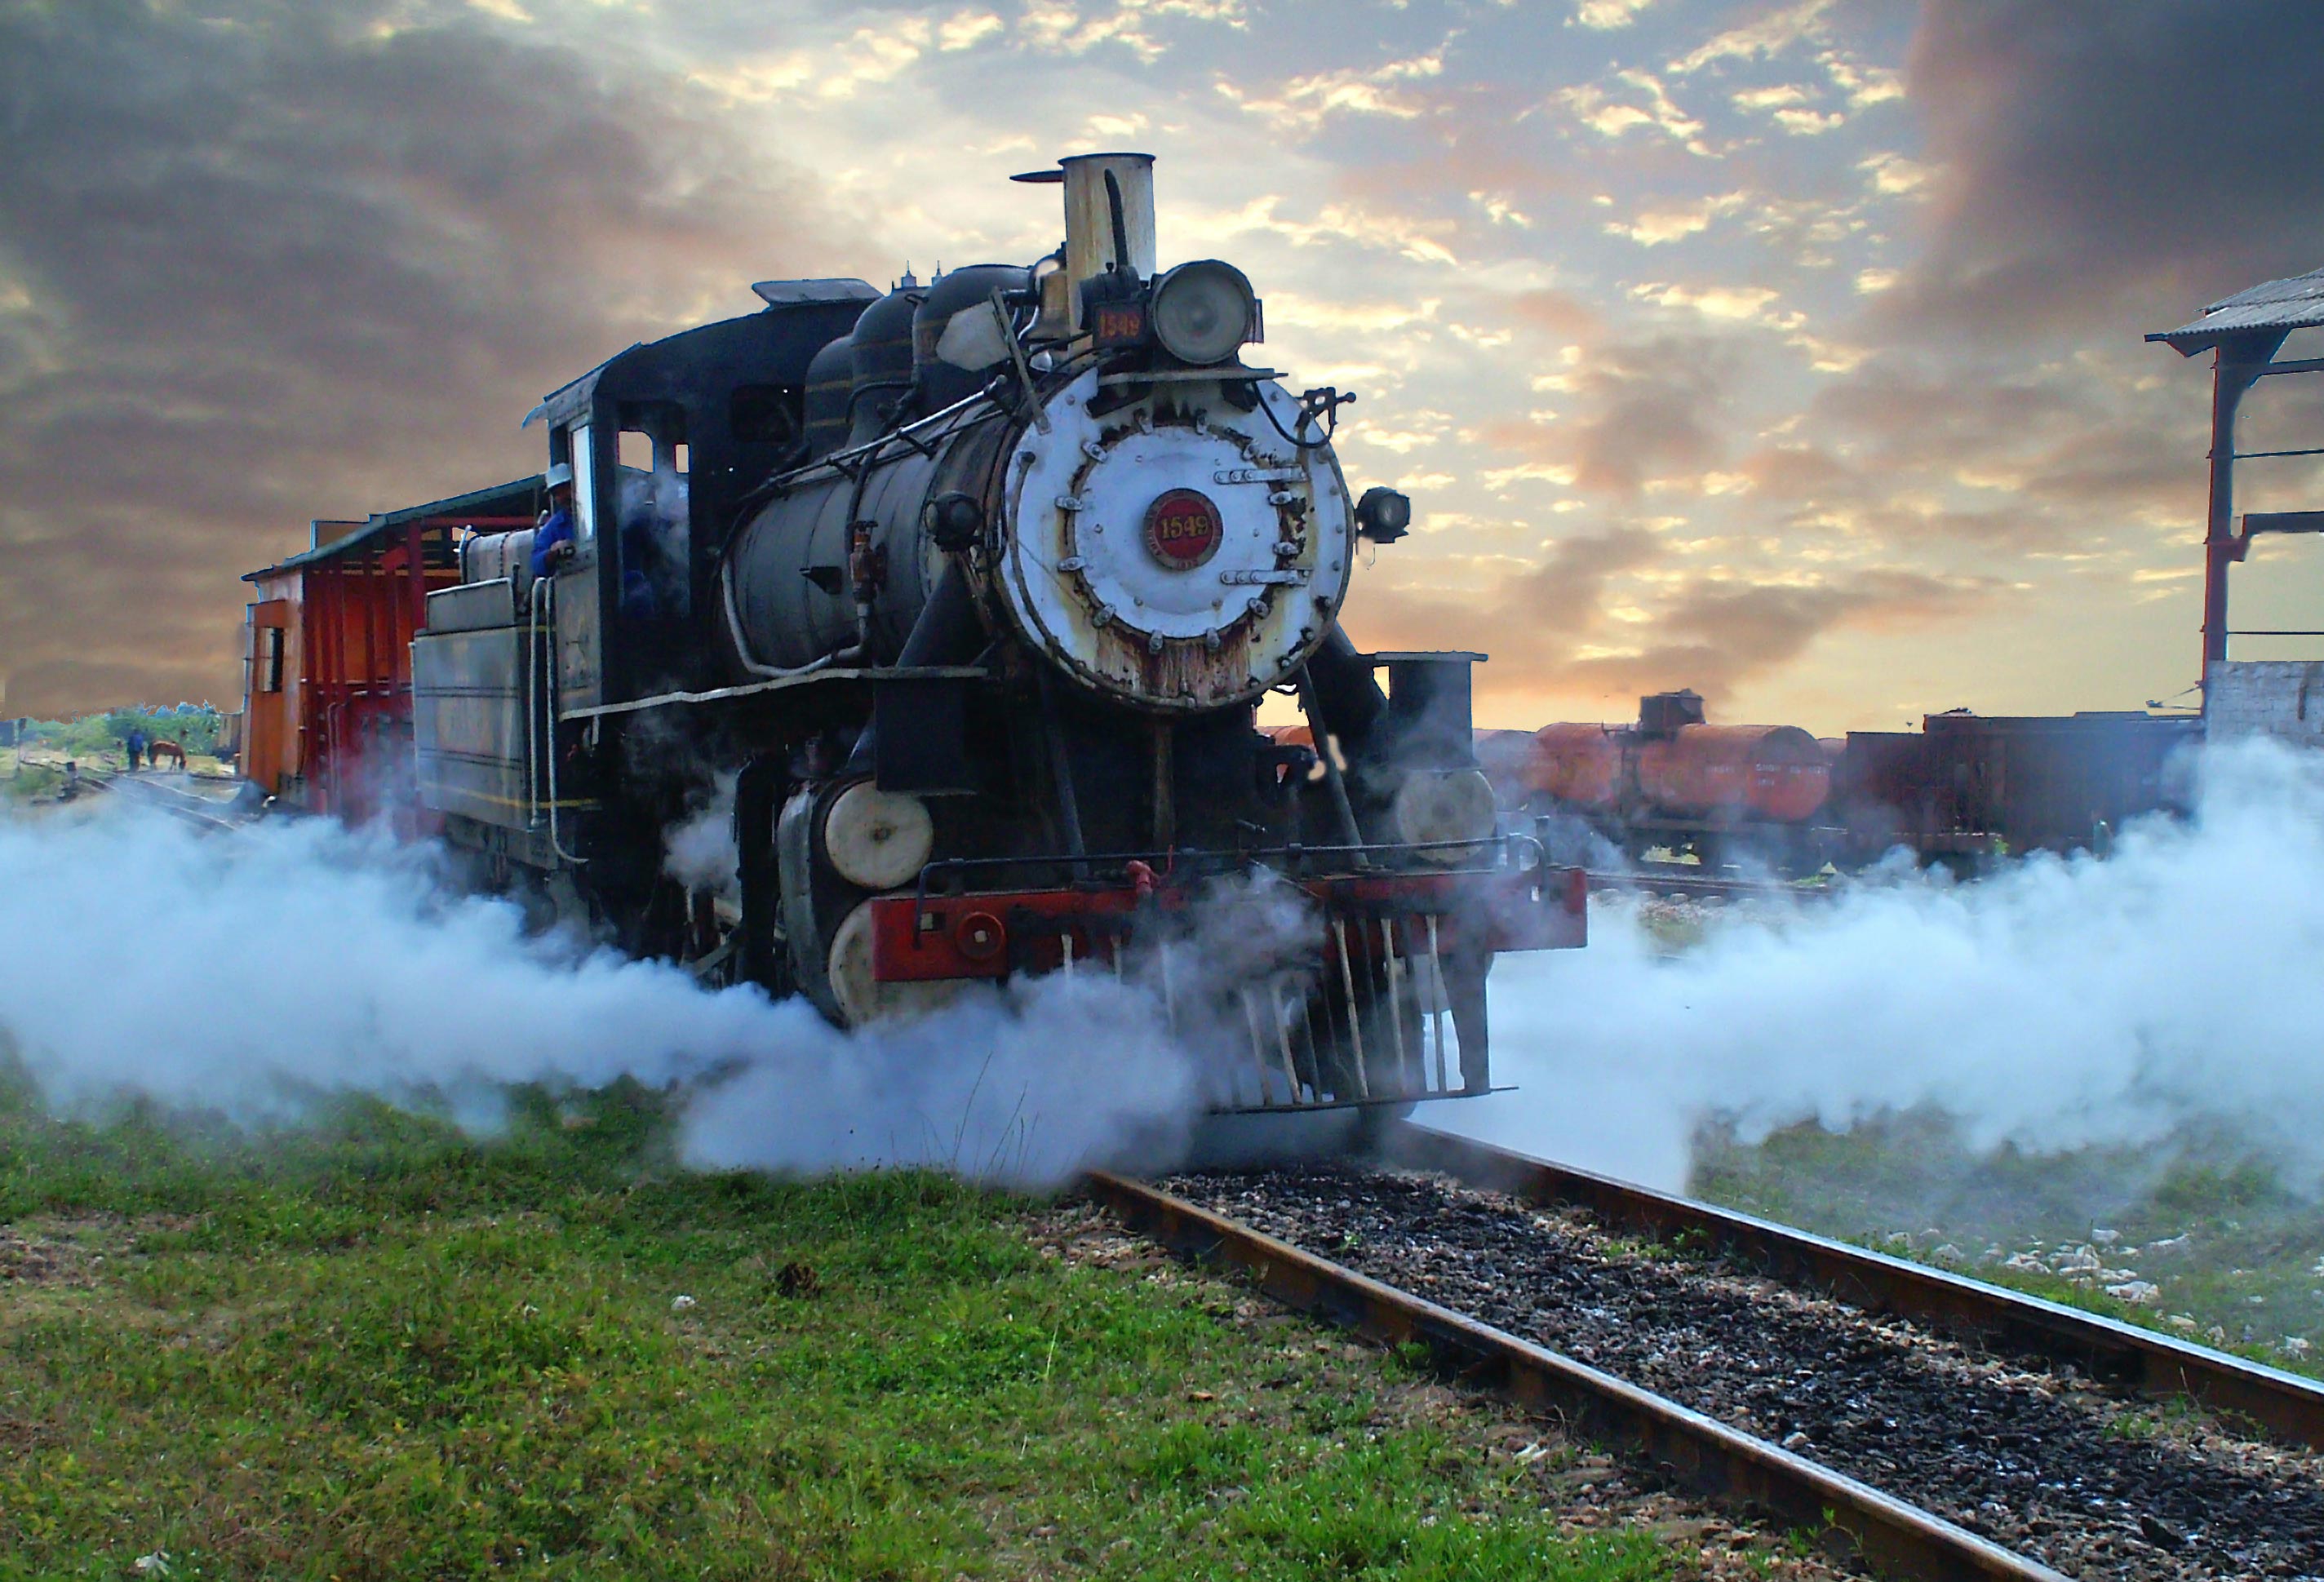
[1456,738,2324,1194]
[662,771,738,897]
[0,804,1289,1187]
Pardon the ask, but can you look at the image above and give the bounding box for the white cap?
[543,461,574,489]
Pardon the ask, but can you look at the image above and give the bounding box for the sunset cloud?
[0,0,2291,733]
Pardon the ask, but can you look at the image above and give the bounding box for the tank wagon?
[1487,690,1834,871]
[1484,691,2198,874]
[290,152,1588,1114]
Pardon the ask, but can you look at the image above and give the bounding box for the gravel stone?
[1165,1165,2324,1582]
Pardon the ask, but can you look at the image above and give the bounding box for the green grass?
[1,750,64,804]
[1,1070,1674,1582]
[1689,1110,2324,1376]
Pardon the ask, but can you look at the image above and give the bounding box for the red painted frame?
[870,864,1587,983]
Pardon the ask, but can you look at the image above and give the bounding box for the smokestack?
[1058,152,1155,335]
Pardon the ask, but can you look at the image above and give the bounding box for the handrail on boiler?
[529,576,586,866]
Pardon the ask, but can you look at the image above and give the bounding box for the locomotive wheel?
[825,898,966,1026]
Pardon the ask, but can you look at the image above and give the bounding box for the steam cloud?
[0,808,1210,1186]
[14,738,2322,1194]
[662,770,739,897]
[1458,738,2324,1194]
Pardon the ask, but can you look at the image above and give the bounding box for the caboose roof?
[242,476,542,581]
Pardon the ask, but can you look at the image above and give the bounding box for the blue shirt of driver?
[530,506,574,578]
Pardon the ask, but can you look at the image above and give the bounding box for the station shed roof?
[2148,265,2324,355]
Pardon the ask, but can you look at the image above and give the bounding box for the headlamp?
[1151,259,1257,366]
[1355,486,1412,543]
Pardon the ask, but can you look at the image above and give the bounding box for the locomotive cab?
[411,152,1586,1117]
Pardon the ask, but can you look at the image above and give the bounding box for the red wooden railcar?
[238,481,537,824]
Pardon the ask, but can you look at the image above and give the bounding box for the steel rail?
[1385,1123,2324,1451]
[1087,1170,2065,1582]
[78,769,246,834]
[1585,869,1834,904]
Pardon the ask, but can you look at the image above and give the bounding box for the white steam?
[0,805,1205,1185]
[29,739,2312,1194]
[1458,738,2324,1193]
[662,771,738,897]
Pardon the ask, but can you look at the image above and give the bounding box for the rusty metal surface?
[1386,1124,2324,1453]
[1636,724,1830,824]
[1520,721,1624,808]
[1087,1170,2064,1581]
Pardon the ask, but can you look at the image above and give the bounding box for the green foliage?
[0,1079,1674,1581]
[0,754,62,804]
[2151,1156,2285,1216]
[22,703,226,761]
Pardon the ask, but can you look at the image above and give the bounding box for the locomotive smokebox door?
[874,677,974,795]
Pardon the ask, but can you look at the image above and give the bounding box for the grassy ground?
[1690,1110,2324,1376]
[1,1070,1695,1582]
[0,747,66,804]
[1,746,235,809]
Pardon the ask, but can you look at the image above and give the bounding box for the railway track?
[1090,1127,2324,1580]
[1385,1125,2324,1451]
[80,768,247,833]
[1585,866,1837,904]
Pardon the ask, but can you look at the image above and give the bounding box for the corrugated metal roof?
[243,476,541,581]
[2149,265,2324,353]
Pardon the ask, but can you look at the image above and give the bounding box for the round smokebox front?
[996,368,1355,711]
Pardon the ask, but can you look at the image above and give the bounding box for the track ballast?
[1155,1160,2324,1580]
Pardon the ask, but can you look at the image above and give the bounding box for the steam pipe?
[721,422,889,678]
[525,574,539,831]
[1295,661,1367,860]
[841,559,985,777]
[1037,668,1089,877]
[724,387,999,680]
[1303,625,1388,753]
[534,577,586,866]
[722,559,843,680]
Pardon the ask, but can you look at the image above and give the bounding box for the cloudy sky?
[2,0,2320,730]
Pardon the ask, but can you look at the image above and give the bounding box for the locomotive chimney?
[1058,151,1155,335]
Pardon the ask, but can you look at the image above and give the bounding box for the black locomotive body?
[406,153,1585,1114]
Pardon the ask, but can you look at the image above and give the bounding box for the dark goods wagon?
[1483,691,2200,875]
[1831,711,2200,866]
[291,151,1592,1119]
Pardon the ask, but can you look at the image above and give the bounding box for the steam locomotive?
[343,153,1585,1115]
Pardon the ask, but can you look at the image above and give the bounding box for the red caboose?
[238,481,538,823]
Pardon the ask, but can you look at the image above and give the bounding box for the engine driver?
[528,462,577,578]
